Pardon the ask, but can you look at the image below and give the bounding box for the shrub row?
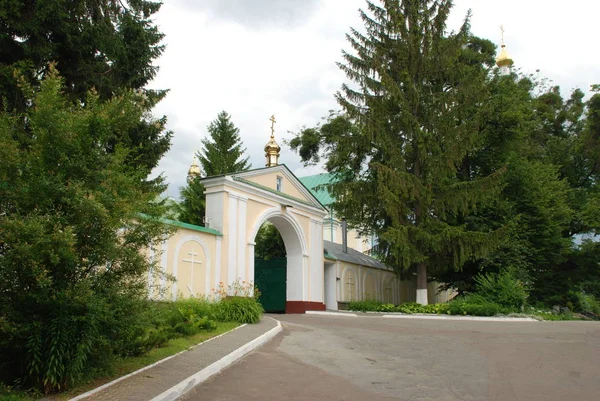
[347,296,510,317]
[347,271,530,317]
[127,296,263,356]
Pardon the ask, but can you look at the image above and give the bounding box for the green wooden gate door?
[255,257,286,313]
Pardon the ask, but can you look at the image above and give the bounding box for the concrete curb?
[381,314,537,322]
[306,310,537,322]
[67,324,248,401]
[306,310,358,317]
[149,317,282,401]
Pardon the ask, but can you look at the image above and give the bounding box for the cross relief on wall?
[182,248,202,295]
[346,275,355,301]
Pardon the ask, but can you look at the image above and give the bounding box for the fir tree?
[199,111,251,176]
[177,177,206,226]
[291,0,505,304]
[177,112,250,225]
[0,0,171,181]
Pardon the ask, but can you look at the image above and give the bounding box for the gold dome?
[496,45,513,68]
[265,115,280,167]
[264,135,281,153]
[187,156,201,181]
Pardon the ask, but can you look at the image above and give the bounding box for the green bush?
[473,271,528,311]
[0,383,34,401]
[421,303,450,314]
[378,303,397,312]
[174,312,217,336]
[534,311,577,321]
[347,300,452,314]
[170,297,216,321]
[347,300,384,312]
[447,294,505,316]
[215,297,264,324]
[567,291,600,317]
[395,302,424,314]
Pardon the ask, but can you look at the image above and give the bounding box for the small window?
[276,176,283,191]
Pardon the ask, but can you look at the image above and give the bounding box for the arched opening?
[254,221,286,312]
[250,209,306,313]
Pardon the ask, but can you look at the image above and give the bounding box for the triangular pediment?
[229,165,327,211]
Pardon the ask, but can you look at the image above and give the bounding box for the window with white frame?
[276,176,282,191]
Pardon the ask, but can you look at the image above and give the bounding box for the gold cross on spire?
[270,115,276,138]
[500,25,505,46]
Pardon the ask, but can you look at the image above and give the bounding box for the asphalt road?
[179,314,600,401]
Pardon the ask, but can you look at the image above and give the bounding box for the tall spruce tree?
[177,112,250,225]
[198,111,251,176]
[0,0,171,181]
[291,0,504,304]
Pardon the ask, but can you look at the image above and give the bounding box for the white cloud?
[149,0,600,198]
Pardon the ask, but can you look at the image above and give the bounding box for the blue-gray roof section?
[323,240,390,270]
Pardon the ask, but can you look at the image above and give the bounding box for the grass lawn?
[0,321,240,401]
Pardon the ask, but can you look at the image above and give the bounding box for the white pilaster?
[160,240,167,300]
[214,236,222,292]
[286,253,304,301]
[205,190,225,233]
[309,219,324,303]
[147,245,155,297]
[236,196,247,281]
[227,195,238,285]
[247,242,255,288]
[303,254,310,301]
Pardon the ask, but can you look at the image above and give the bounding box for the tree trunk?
[416,262,428,305]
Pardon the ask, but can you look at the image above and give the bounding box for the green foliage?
[198,111,251,176]
[290,0,505,302]
[574,241,600,298]
[347,300,450,314]
[447,295,505,316]
[0,0,171,176]
[255,222,286,260]
[173,310,217,337]
[215,297,264,324]
[395,303,427,314]
[177,111,250,225]
[0,69,171,393]
[473,272,529,310]
[176,177,206,226]
[346,297,518,317]
[566,291,600,317]
[422,303,450,314]
[533,311,577,321]
[400,303,449,315]
[346,300,384,312]
[288,1,600,310]
[377,303,398,312]
[0,383,35,401]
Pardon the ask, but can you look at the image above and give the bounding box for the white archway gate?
[201,165,328,313]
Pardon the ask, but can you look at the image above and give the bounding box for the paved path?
[72,318,278,401]
[180,314,600,401]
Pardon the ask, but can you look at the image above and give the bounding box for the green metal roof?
[161,218,223,236]
[298,173,337,206]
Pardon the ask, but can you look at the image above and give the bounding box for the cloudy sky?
[148,0,600,198]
